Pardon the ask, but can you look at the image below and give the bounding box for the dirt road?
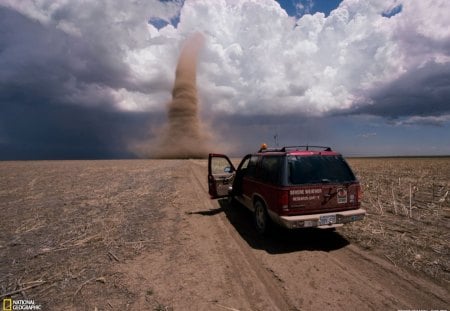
[0,159,448,310]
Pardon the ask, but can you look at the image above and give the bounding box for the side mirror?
[224,166,233,173]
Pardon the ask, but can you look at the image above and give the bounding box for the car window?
[260,156,282,184]
[239,157,250,170]
[245,155,259,178]
[287,155,356,184]
[211,157,233,175]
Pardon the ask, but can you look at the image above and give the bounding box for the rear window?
[287,155,356,184]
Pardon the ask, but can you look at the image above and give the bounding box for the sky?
[0,0,449,160]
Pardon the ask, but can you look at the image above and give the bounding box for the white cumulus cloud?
[2,0,450,118]
[130,0,450,117]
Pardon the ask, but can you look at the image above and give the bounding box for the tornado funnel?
[153,33,209,159]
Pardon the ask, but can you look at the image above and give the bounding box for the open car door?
[208,153,236,198]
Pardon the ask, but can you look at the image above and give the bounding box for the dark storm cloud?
[0,7,163,100]
[0,100,163,160]
[0,7,167,159]
[351,61,450,119]
[389,115,450,127]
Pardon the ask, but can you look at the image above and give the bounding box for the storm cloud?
[1,0,449,159]
[353,61,450,118]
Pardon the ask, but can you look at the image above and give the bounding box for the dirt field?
[0,158,449,310]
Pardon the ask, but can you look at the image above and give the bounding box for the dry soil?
[0,159,448,310]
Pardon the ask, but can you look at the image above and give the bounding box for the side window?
[246,155,259,178]
[260,156,281,184]
[211,157,233,175]
[239,157,250,170]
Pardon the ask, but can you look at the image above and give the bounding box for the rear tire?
[254,200,271,235]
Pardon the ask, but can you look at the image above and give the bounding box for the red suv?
[208,145,365,234]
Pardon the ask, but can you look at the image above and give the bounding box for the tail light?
[357,184,363,202]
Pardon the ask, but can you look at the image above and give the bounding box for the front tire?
[254,200,271,235]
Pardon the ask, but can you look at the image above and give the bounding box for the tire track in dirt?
[188,160,296,310]
[334,245,449,307]
[117,160,293,310]
[242,227,449,310]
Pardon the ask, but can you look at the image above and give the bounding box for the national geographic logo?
[3,299,12,311]
[2,298,42,310]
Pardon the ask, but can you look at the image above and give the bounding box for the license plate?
[319,214,336,225]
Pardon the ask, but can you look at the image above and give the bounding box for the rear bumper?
[271,208,366,229]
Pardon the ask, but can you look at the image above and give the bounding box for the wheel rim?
[255,203,266,231]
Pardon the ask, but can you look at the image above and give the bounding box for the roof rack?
[259,145,332,153]
[258,147,283,152]
[282,145,332,152]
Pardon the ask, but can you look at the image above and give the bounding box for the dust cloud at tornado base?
[140,33,212,159]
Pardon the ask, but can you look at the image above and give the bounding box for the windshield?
[287,155,356,184]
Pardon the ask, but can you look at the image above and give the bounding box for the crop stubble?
[342,157,450,283]
[0,160,173,309]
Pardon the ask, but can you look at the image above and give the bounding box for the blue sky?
[0,0,449,159]
[150,1,344,29]
[276,0,342,17]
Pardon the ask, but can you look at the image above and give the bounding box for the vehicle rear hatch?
[285,154,360,215]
